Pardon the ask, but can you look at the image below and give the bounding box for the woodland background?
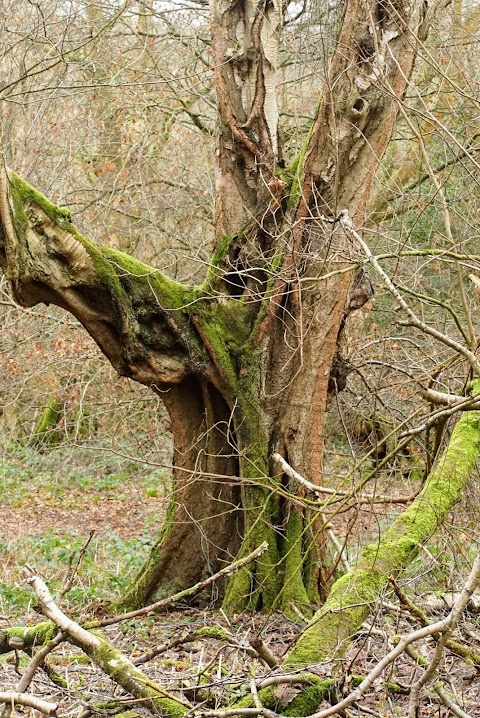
[1,0,480,716]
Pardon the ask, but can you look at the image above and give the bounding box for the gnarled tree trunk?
[0,0,431,613]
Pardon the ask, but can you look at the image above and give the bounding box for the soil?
[0,486,162,541]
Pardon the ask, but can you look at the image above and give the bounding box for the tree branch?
[100,541,268,626]
[0,693,57,716]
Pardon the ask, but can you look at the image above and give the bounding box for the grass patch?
[0,441,170,619]
[0,531,152,617]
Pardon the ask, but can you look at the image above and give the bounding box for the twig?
[396,99,476,349]
[433,682,473,718]
[318,512,351,574]
[273,454,352,572]
[200,709,278,718]
[0,692,57,715]
[134,628,258,666]
[250,679,261,710]
[4,630,66,718]
[99,541,269,627]
[337,211,480,376]
[56,530,95,602]
[301,552,480,718]
[248,637,280,668]
[391,578,480,666]
[133,632,200,665]
[399,394,480,438]
[258,674,329,689]
[408,625,448,717]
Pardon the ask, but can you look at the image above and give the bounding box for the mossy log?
[0,623,186,718]
[285,388,480,671]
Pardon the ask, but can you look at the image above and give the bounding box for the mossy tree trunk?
[0,0,432,612]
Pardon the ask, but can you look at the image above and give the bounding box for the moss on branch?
[284,389,480,670]
[1,623,187,718]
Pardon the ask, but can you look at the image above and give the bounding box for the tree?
[0,0,453,616]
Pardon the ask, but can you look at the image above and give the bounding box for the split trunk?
[0,0,431,613]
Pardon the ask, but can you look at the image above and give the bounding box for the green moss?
[196,626,231,641]
[284,569,382,668]
[202,234,236,289]
[1,622,56,653]
[10,172,73,233]
[282,680,336,715]
[222,486,280,613]
[190,301,243,388]
[91,639,187,718]
[244,675,334,716]
[276,509,311,618]
[32,396,63,447]
[215,301,252,348]
[222,559,254,613]
[285,116,317,211]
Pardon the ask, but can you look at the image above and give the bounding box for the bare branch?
[26,572,100,649]
[100,541,269,627]
[420,389,480,408]
[307,552,480,718]
[433,683,473,718]
[0,693,57,715]
[338,212,480,376]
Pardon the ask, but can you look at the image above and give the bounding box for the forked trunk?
[0,0,432,615]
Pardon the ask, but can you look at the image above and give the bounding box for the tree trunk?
[121,376,243,608]
[0,0,432,613]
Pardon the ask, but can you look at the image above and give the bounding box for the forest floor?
[0,440,170,612]
[2,442,480,717]
[2,599,480,718]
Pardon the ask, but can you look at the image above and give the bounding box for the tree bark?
[121,376,243,608]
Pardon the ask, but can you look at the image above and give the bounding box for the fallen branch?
[3,630,66,718]
[26,570,100,649]
[433,683,473,718]
[26,574,191,718]
[0,692,57,715]
[199,709,278,718]
[100,541,269,627]
[248,637,280,668]
[306,552,480,718]
[283,390,480,676]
